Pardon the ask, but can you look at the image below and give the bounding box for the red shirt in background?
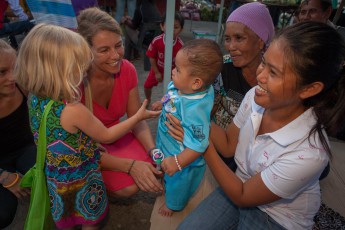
[0,1,9,29]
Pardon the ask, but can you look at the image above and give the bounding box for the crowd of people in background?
[1,0,345,229]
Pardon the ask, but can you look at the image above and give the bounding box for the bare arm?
[164,114,278,206]
[161,148,201,176]
[210,122,239,158]
[60,100,160,144]
[149,57,162,82]
[205,141,280,207]
[0,171,30,199]
[100,151,163,192]
[124,86,164,192]
[127,86,157,151]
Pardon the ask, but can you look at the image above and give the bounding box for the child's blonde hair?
[15,24,92,102]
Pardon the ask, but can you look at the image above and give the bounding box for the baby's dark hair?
[275,21,345,156]
[162,12,184,28]
[181,39,223,87]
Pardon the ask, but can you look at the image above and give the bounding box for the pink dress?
[81,60,153,191]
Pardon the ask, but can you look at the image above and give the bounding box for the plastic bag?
[20,100,55,230]
[21,165,54,230]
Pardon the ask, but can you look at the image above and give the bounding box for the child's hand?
[135,99,161,121]
[161,156,179,176]
[96,143,108,155]
[155,72,163,82]
[151,100,163,111]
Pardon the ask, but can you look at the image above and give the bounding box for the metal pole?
[217,0,225,44]
[163,0,176,92]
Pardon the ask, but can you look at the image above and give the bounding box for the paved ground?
[5,20,219,230]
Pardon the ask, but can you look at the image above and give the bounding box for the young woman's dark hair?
[276,21,345,156]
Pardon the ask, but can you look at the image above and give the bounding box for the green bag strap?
[36,99,54,170]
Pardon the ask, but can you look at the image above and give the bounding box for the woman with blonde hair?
[77,7,163,198]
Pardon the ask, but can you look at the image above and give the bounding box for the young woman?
[0,39,33,229]
[77,7,163,197]
[177,21,345,230]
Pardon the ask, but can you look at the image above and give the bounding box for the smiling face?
[224,22,264,69]
[90,30,124,75]
[0,50,16,97]
[254,39,306,114]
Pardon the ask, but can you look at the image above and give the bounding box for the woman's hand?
[165,113,184,142]
[135,100,161,121]
[5,173,30,199]
[129,161,164,193]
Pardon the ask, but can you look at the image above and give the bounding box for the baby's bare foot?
[158,203,174,217]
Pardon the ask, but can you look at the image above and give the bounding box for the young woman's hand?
[135,100,161,121]
[6,173,30,199]
[165,113,184,142]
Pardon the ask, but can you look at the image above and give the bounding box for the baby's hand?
[161,156,179,176]
[151,100,163,111]
[155,73,163,82]
[136,99,161,121]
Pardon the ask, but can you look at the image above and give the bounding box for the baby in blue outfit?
[152,39,223,216]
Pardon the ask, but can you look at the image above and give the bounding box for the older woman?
[211,2,274,170]
[77,7,163,198]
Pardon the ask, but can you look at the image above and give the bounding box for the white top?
[233,87,329,230]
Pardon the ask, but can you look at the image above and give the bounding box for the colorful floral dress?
[28,95,108,229]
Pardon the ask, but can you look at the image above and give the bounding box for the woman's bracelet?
[174,154,182,171]
[0,171,10,185]
[3,173,19,188]
[127,160,136,175]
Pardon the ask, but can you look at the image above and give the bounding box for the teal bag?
[21,100,55,230]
